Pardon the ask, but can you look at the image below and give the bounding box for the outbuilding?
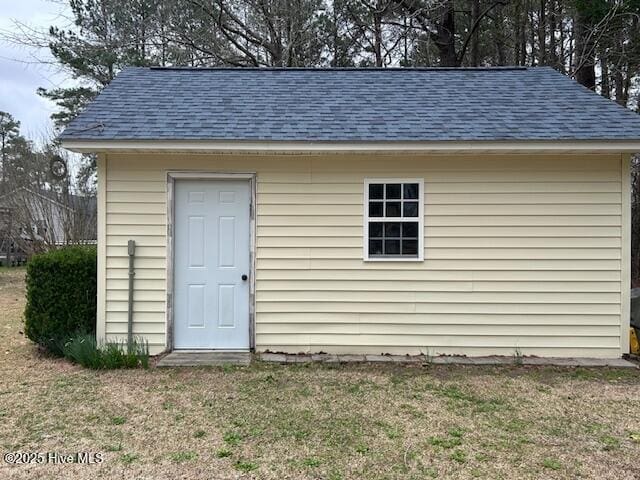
[61,66,640,359]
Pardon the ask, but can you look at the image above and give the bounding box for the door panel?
[187,284,205,328]
[174,179,251,349]
[188,216,205,267]
[218,217,235,267]
[218,285,235,327]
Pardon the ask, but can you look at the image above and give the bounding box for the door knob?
[241,274,248,281]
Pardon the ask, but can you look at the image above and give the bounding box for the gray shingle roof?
[60,66,640,142]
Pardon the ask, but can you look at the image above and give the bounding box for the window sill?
[363,257,424,263]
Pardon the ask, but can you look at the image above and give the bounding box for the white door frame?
[165,171,256,352]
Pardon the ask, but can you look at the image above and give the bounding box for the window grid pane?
[403,183,419,199]
[368,182,422,221]
[367,181,421,258]
[369,183,384,199]
[385,183,401,199]
[368,221,419,256]
[369,201,383,217]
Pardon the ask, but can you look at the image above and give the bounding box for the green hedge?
[24,246,97,355]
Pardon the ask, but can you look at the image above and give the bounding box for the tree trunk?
[528,3,536,64]
[548,0,556,67]
[470,0,480,66]
[1,133,5,185]
[402,16,410,65]
[574,9,596,90]
[538,0,546,64]
[513,1,521,64]
[615,69,625,105]
[494,3,506,65]
[600,55,610,98]
[331,5,339,67]
[374,10,383,67]
[519,3,527,64]
[435,0,458,66]
[559,3,566,73]
[623,72,632,107]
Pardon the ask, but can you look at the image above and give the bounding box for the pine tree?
[0,112,21,187]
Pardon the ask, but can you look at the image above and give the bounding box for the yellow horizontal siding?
[257,226,621,237]
[256,280,620,293]
[106,322,166,334]
[309,171,622,182]
[256,247,620,259]
[107,202,166,214]
[109,225,165,236]
[255,323,618,337]
[258,192,621,204]
[108,257,167,269]
[106,311,165,323]
[108,191,166,203]
[256,269,620,281]
[255,333,621,348]
[106,300,164,312]
[106,213,166,226]
[106,234,167,246]
[106,278,166,290]
[256,236,621,248]
[256,312,620,325]
[261,345,620,357]
[257,302,620,314]
[256,259,621,270]
[257,215,621,227]
[255,291,621,304]
[106,289,165,302]
[106,268,166,280]
[258,181,622,194]
[106,245,166,257]
[107,180,166,192]
[102,152,624,357]
[258,203,622,216]
[104,332,165,345]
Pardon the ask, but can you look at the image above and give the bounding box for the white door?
[173,179,251,349]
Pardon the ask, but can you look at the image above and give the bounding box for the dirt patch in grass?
[1,268,640,479]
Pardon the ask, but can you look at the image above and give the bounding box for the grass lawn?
[1,268,640,479]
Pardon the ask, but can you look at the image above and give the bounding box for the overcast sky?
[0,0,73,141]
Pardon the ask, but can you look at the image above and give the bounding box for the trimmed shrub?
[63,334,149,369]
[24,246,97,355]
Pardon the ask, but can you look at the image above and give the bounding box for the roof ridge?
[146,66,529,72]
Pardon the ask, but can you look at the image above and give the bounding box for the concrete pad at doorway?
[157,351,251,367]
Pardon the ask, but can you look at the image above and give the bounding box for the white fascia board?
[60,139,640,154]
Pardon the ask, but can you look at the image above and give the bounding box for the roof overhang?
[60,139,640,154]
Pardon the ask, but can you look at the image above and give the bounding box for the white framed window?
[363,178,424,261]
